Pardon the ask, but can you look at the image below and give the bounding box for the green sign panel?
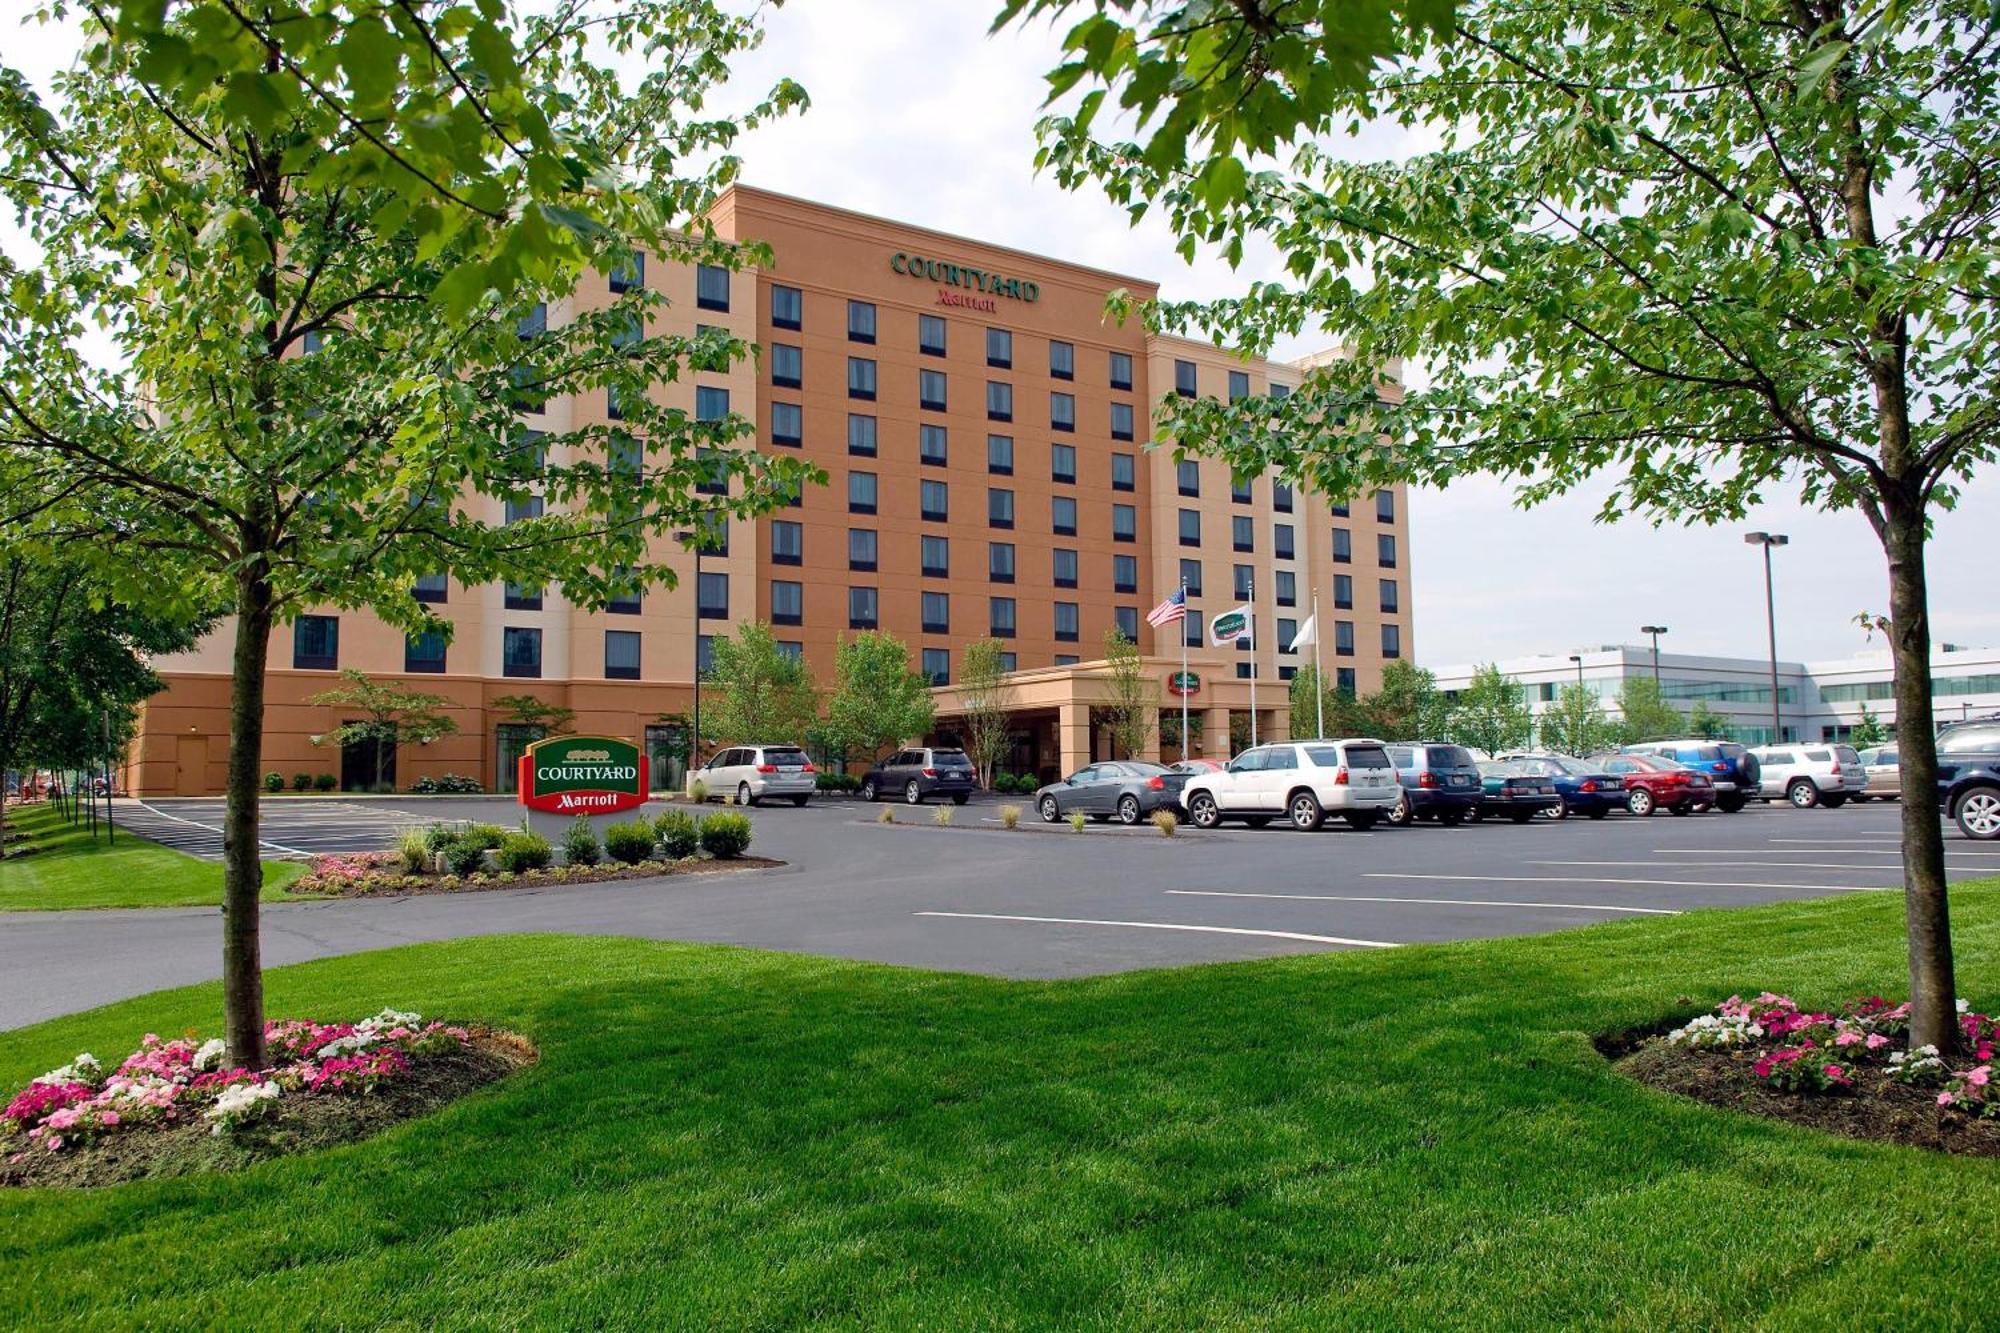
[518,734,648,815]
[1168,671,1202,697]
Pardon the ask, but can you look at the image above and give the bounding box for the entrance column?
[1057,702,1091,776]
[1266,707,1292,744]
[1139,716,1163,764]
[1202,706,1232,761]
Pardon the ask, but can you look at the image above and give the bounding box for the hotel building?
[127,187,1412,794]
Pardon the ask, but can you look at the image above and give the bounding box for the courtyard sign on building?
[517,735,648,815]
[890,251,1041,307]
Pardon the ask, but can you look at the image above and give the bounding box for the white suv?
[1182,739,1402,831]
[689,744,816,806]
[1749,744,1866,809]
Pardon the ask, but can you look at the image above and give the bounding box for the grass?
[0,804,306,910]
[2,885,1999,1325]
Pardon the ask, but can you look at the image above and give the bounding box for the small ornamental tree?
[1450,664,1532,756]
[1359,660,1453,743]
[1540,684,1615,758]
[958,638,1014,787]
[1849,704,1887,751]
[493,696,577,741]
[307,669,459,791]
[1612,679,1687,747]
[1098,631,1157,760]
[1288,661,1364,742]
[703,622,819,750]
[824,631,935,769]
[1687,702,1734,742]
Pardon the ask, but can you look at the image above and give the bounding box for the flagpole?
[1249,586,1258,749]
[1179,578,1189,763]
[1313,586,1324,739]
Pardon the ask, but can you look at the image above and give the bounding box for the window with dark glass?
[695,264,728,311]
[921,369,947,411]
[1333,527,1352,563]
[1113,554,1138,594]
[847,356,877,400]
[922,648,951,685]
[771,580,803,626]
[516,304,546,339]
[922,591,950,634]
[1336,620,1356,657]
[1232,514,1254,552]
[694,448,727,497]
[986,327,1012,368]
[1050,391,1075,432]
[1234,564,1254,601]
[1111,452,1135,491]
[1185,615,1204,648]
[611,311,644,356]
[1053,547,1078,588]
[1115,606,1139,641]
[848,527,877,571]
[1174,359,1198,398]
[921,535,950,578]
[1055,654,1079,667]
[1179,558,1203,596]
[502,626,542,678]
[404,631,445,674]
[1109,350,1133,390]
[1054,602,1080,642]
[771,343,802,388]
[413,573,448,604]
[986,380,1012,421]
[771,401,802,446]
[1334,573,1353,609]
[1382,623,1402,659]
[771,520,802,566]
[505,494,544,525]
[1331,500,1350,517]
[604,630,641,680]
[1276,570,1296,607]
[848,470,877,514]
[1050,339,1074,379]
[990,597,1017,637]
[1378,533,1398,568]
[608,580,641,615]
[1376,489,1395,522]
[987,433,1014,474]
[1052,495,1077,537]
[504,582,543,611]
[919,314,947,356]
[920,423,948,467]
[1380,578,1400,613]
[1050,443,1076,483]
[605,385,627,421]
[1337,667,1357,694]
[695,385,729,421]
[1232,475,1253,504]
[1228,369,1250,402]
[697,571,729,620]
[610,254,645,294]
[1112,504,1136,543]
[1273,481,1293,512]
[776,640,803,662]
[989,542,1015,583]
[1178,508,1201,547]
[848,413,877,456]
[1109,402,1135,441]
[1275,523,1295,560]
[293,615,338,670]
[1278,618,1298,654]
[697,635,715,674]
[847,300,876,343]
[988,486,1015,529]
[770,283,802,330]
[849,586,879,629]
[1177,459,1200,496]
[921,479,949,523]
[695,521,728,557]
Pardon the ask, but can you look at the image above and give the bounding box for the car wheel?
[1188,792,1221,829]
[1787,779,1819,809]
[791,795,809,807]
[1466,805,1486,823]
[1288,791,1324,831]
[1117,794,1142,825]
[859,778,877,802]
[951,793,969,806]
[1509,809,1535,824]
[1955,788,2000,840]
[1628,788,1655,817]
[1039,795,1062,823]
[904,779,924,805]
[1691,802,1712,813]
[1822,794,1847,809]
[1547,799,1569,820]
[1669,804,1691,817]
[1243,815,1274,829]
[1716,795,1746,813]
[737,782,757,808]
[1438,808,1467,827]
[1586,808,1609,820]
[1386,794,1412,827]
[1853,793,1872,803]
[1344,812,1379,831]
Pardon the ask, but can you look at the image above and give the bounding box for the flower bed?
[2,1010,536,1187]
[289,850,781,897]
[1613,992,2000,1157]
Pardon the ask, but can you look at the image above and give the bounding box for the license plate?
[1449,775,1468,786]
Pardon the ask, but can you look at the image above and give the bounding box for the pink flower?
[1835,1031,1863,1047]
[43,1134,62,1151]
[1968,1067,1992,1088]
[1939,1091,1957,1106]
[99,1111,120,1127]
[1865,1034,1890,1050]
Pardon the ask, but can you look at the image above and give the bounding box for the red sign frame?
[516,734,649,815]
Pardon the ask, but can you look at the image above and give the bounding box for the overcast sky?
[7,0,1993,668]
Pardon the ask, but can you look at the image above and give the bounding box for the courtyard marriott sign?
[890,252,1041,310]
[517,735,649,815]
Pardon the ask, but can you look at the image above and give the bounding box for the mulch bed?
[299,856,785,899]
[1,1029,538,1189]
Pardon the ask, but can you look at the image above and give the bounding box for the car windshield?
[1387,746,1414,767]
[1345,744,1392,769]
[1940,724,2000,756]
[763,748,809,765]
[1427,745,1475,768]
[932,750,972,767]
[1835,746,1861,764]
[1125,761,1171,775]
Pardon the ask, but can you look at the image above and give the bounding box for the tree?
[824,631,935,768]
[958,639,1014,787]
[1289,662,1364,741]
[1850,704,1887,750]
[1016,0,1995,1051]
[1098,631,1157,759]
[307,670,458,792]
[1539,683,1614,758]
[1612,679,1686,747]
[1687,702,1734,741]
[493,695,577,741]
[703,622,819,749]
[1450,664,1532,755]
[0,0,806,1067]
[1359,660,1453,743]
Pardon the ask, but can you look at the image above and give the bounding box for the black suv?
[1938,718,2000,840]
[861,747,977,805]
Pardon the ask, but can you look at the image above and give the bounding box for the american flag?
[1146,585,1188,628]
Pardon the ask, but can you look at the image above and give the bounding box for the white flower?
[192,1038,228,1072]
[1665,1014,1762,1049]
[371,1008,423,1028]
[38,1052,103,1086]
[206,1080,281,1134]
[1958,999,1971,1014]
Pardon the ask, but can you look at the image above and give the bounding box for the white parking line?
[132,800,314,858]
[1652,848,2000,859]
[1768,836,1905,843]
[912,911,1398,948]
[1165,889,1679,916]
[1365,873,1888,892]
[1532,860,1924,873]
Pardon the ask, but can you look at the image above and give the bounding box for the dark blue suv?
[1937,719,2000,840]
[1384,743,1484,826]
[1622,740,1760,813]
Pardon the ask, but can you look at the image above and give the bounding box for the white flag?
[1288,614,1317,651]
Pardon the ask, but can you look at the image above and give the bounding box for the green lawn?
[3,886,1998,1325]
[0,804,306,910]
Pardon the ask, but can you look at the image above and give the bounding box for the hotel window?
[690,322,729,373]
[1177,459,1200,497]
[1049,391,1075,432]
[697,635,715,674]
[1054,602,1080,642]
[694,264,729,311]
[771,343,802,388]
[1053,548,1078,588]
[848,471,877,515]
[1278,618,1298,654]
[987,433,1014,474]
[506,494,544,525]
[610,254,644,294]
[1052,495,1078,537]
[771,402,803,446]
[1111,452,1135,491]
[922,591,950,634]
[1115,606,1139,642]
[412,573,448,604]
[404,631,445,674]
[1273,481,1293,513]
[696,521,728,557]
[1378,533,1398,568]
[1112,503,1136,543]
[1174,358,1198,398]
[1271,383,1292,400]
[986,327,1012,368]
[605,630,641,680]
[988,487,1015,529]
[1178,508,1201,547]
[694,449,727,497]
[1179,558,1203,596]
[697,571,729,620]
[986,380,1012,421]
[515,304,546,340]
[1275,523,1295,560]
[1382,623,1402,659]
[1110,402,1135,441]
[920,423,949,467]
[772,580,804,624]
[1233,564,1254,600]
[1331,500,1350,517]
[1109,350,1133,391]
[1275,570,1296,607]
[847,356,877,400]
[1050,442,1077,484]
[921,479,949,523]
[922,648,951,686]
[776,641,803,663]
[293,615,338,670]
[989,542,1016,583]
[847,299,876,343]
[606,385,627,421]
[849,586,879,630]
[611,311,644,356]
[1050,339,1074,380]
[921,535,950,578]
[608,432,641,479]
[1279,665,1297,682]
[918,314,947,356]
[1332,527,1352,563]
[1055,654,1079,666]
[1376,489,1395,522]
[848,413,877,456]
[508,363,545,415]
[921,369,948,411]
[1335,620,1356,657]
[1380,578,1400,613]
[504,582,543,611]
[770,520,802,566]
[502,626,542,678]
[1232,515,1255,552]
[990,596,1017,638]
[770,284,802,330]
[848,527,877,571]
[1113,554,1138,594]
[1184,615,1204,648]
[1232,475,1253,504]
[1229,370,1251,402]
[695,385,729,421]
[1337,666,1357,694]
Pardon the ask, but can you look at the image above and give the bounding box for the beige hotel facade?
[126,187,1411,795]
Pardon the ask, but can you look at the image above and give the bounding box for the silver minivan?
[690,744,816,806]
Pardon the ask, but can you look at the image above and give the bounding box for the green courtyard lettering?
[888,252,1039,304]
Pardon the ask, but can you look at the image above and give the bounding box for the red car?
[1589,752,1714,816]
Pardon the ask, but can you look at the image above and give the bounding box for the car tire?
[1439,808,1467,827]
[1691,802,1711,813]
[1822,794,1847,809]
[904,780,924,805]
[1288,790,1324,831]
[1669,804,1691,817]
[1955,788,2000,840]
[791,795,809,808]
[1787,779,1819,809]
[1117,794,1142,825]
[1716,795,1746,813]
[859,778,878,802]
[1386,794,1412,827]
[1039,795,1062,823]
[1509,809,1535,824]
[952,793,969,806]
[1188,792,1222,829]
[1243,815,1274,829]
[737,782,757,808]
[1344,812,1379,831]
[1586,808,1609,820]
[1628,787,1655,817]
[1547,799,1569,820]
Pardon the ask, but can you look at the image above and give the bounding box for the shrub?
[654,809,700,859]
[603,820,658,865]
[313,773,337,792]
[262,771,284,793]
[440,834,490,876]
[562,816,601,867]
[495,830,554,873]
[410,774,484,795]
[999,804,1021,830]
[422,822,458,853]
[699,811,754,859]
[1069,811,1087,833]
[877,805,896,824]
[815,771,860,793]
[396,828,432,874]
[461,824,508,851]
[933,805,954,827]
[291,772,314,792]
[688,779,708,804]
[1152,809,1179,837]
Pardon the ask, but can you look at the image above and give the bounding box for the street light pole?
[1744,532,1789,743]
[1640,625,1668,688]
[675,527,706,779]
[1568,653,1584,689]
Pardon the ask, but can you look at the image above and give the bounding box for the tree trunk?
[1882,495,1955,1053]
[222,568,276,1068]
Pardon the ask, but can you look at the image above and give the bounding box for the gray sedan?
[1035,762,1188,825]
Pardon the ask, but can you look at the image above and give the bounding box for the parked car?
[1494,754,1627,819]
[1472,761,1562,823]
[1035,761,1188,825]
[1749,744,1866,808]
[1170,758,1227,776]
[1181,739,1402,831]
[1937,719,2000,840]
[1856,746,1901,801]
[1383,743,1485,826]
[690,744,816,806]
[1621,740,1760,813]
[860,747,977,805]
[1587,752,1713,816]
